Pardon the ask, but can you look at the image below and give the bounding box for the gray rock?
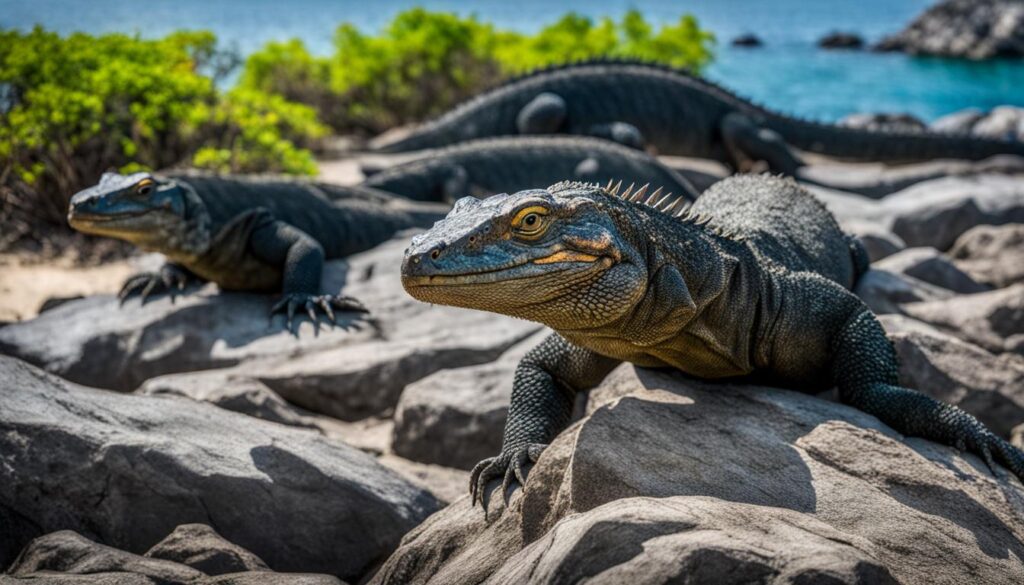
[839,112,924,132]
[973,106,1024,141]
[205,574,346,585]
[931,108,986,135]
[731,33,763,47]
[875,0,1024,60]
[882,174,1024,250]
[888,325,1024,437]
[373,365,1024,585]
[0,356,440,581]
[138,373,320,429]
[488,497,896,585]
[874,246,990,293]
[391,330,549,470]
[0,236,538,421]
[902,283,1024,355]
[854,269,954,314]
[950,223,1024,287]
[843,221,906,262]
[2,529,345,585]
[5,531,204,583]
[143,524,269,576]
[818,31,866,50]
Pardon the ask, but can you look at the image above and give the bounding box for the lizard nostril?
[430,249,441,260]
[468,235,476,244]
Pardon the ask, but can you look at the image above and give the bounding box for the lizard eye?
[135,180,154,196]
[511,205,550,240]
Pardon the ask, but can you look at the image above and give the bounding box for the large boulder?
[950,223,1024,287]
[3,529,344,584]
[372,366,1024,584]
[875,0,1024,59]
[902,283,1024,355]
[488,497,895,585]
[882,174,1024,250]
[885,320,1024,437]
[0,236,538,420]
[0,356,440,581]
[873,246,990,293]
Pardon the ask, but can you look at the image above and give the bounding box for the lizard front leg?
[249,219,367,332]
[720,112,804,175]
[119,263,196,305]
[470,333,621,510]
[832,310,1024,480]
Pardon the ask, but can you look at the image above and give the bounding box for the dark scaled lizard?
[363,135,698,203]
[68,171,444,329]
[372,60,1024,174]
[400,174,1024,508]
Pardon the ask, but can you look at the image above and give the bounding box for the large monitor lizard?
[372,60,1024,174]
[363,135,698,203]
[68,172,444,330]
[400,174,1024,509]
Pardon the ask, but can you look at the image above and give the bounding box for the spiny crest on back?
[546,179,742,240]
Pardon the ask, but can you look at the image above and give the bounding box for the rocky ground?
[2,152,1024,584]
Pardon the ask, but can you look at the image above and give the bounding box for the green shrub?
[0,27,323,241]
[238,9,716,134]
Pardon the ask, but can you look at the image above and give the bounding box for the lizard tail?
[847,235,871,285]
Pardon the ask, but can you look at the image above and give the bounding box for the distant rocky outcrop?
[876,0,1024,59]
[0,355,440,581]
[731,33,763,47]
[818,31,865,49]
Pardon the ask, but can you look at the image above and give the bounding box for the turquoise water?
[3,0,1023,122]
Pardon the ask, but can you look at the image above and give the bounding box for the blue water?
[3,0,1024,122]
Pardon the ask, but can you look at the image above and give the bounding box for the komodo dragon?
[400,174,1024,509]
[68,172,444,329]
[363,135,698,203]
[372,60,1024,174]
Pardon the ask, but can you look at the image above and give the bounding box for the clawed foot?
[954,419,1024,482]
[119,265,193,305]
[469,443,546,513]
[270,292,369,333]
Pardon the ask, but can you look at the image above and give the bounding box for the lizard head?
[401,181,657,329]
[68,172,194,250]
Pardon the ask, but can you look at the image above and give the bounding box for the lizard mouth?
[69,209,152,224]
[403,249,612,288]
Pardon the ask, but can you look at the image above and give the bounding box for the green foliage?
[238,8,716,134]
[0,27,322,235]
[0,9,715,252]
[191,88,326,175]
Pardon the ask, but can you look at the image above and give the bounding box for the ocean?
[3,0,1023,122]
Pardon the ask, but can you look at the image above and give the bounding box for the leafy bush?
[238,9,716,134]
[0,27,324,247]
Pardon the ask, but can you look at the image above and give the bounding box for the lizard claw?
[270,293,369,334]
[469,443,547,514]
[119,265,193,306]
[951,412,1024,481]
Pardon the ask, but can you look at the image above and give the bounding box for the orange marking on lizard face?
[533,250,600,264]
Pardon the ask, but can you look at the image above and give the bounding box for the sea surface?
[3,0,1024,122]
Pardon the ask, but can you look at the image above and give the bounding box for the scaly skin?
[372,60,1024,172]
[363,135,698,203]
[68,172,444,330]
[400,174,1024,511]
